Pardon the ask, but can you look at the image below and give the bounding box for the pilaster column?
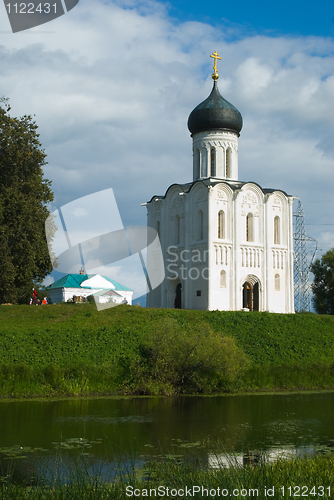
[200,147,207,178]
[232,147,238,180]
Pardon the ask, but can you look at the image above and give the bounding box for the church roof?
[187,81,243,136]
[45,274,132,292]
[147,179,291,203]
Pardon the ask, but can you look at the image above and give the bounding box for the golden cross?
[210,50,221,74]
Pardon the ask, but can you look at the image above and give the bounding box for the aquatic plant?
[0,453,333,499]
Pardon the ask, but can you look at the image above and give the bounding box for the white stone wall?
[264,192,294,314]
[47,288,65,304]
[233,184,264,311]
[48,287,92,303]
[122,290,133,305]
[147,179,294,314]
[192,130,239,181]
[48,287,133,305]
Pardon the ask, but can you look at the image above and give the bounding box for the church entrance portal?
[242,280,259,311]
[174,282,182,309]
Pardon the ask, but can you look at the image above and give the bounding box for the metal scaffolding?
[293,199,317,312]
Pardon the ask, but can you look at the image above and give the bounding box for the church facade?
[146,53,295,313]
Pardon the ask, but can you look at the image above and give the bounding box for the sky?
[0,0,333,298]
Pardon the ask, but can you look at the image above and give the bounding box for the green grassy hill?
[0,303,334,397]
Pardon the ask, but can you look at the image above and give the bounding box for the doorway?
[242,280,259,311]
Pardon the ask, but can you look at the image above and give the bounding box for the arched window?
[220,270,226,288]
[274,216,280,245]
[175,282,182,309]
[198,210,203,240]
[210,148,216,177]
[218,210,225,239]
[275,273,280,291]
[175,215,180,244]
[156,220,160,239]
[226,148,232,178]
[246,213,254,242]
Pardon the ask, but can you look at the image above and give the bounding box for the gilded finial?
[210,50,221,81]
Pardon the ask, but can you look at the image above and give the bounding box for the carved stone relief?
[217,190,227,200]
[242,192,258,206]
[196,191,205,202]
[172,198,182,208]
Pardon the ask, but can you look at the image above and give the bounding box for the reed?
[0,453,333,499]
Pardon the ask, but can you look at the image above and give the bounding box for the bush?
[126,318,249,394]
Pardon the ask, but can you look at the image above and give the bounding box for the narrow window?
[175,282,182,309]
[200,148,206,178]
[210,148,216,177]
[195,149,200,179]
[274,216,280,245]
[196,290,201,296]
[198,210,203,240]
[175,215,180,244]
[218,210,225,239]
[246,213,253,242]
[156,220,160,239]
[226,148,232,178]
[275,273,280,291]
[220,270,226,288]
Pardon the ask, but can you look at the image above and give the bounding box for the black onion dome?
[188,81,243,135]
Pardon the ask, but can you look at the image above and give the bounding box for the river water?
[1,392,334,479]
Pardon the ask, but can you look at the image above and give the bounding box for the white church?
[146,52,295,314]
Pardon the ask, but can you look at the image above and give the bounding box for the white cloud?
[0,0,333,264]
[317,231,334,254]
[72,208,88,217]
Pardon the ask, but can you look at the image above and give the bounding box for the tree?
[311,248,334,315]
[0,98,54,304]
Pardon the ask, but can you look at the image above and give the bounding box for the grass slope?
[0,303,334,397]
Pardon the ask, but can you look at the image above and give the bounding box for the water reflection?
[1,392,334,477]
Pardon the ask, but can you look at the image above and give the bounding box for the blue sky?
[0,0,333,297]
[167,0,334,38]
